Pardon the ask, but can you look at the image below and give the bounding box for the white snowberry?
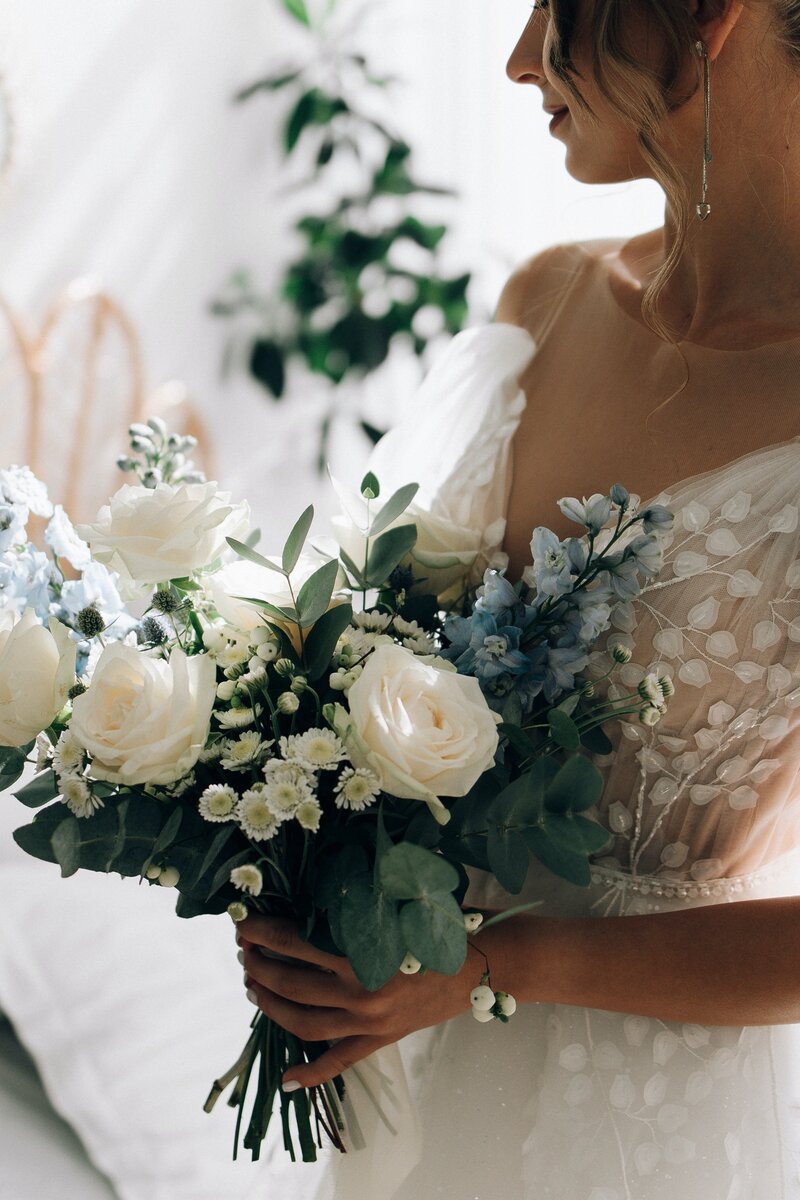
[495,991,517,1017]
[463,912,484,932]
[470,984,496,1012]
[472,1007,495,1023]
[399,952,422,975]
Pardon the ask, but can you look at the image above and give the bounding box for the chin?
[563,149,644,186]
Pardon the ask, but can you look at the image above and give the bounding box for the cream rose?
[332,502,480,601]
[0,609,76,746]
[70,643,216,786]
[327,642,499,824]
[77,481,250,595]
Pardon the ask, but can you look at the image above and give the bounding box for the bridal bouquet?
[0,420,674,1163]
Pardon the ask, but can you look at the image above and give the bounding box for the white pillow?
[0,793,328,1200]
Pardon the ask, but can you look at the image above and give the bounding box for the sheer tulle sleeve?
[588,436,800,883]
[366,323,537,578]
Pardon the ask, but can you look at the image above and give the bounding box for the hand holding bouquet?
[1,420,674,1163]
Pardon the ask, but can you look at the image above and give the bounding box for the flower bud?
[639,705,663,727]
[216,680,237,701]
[227,901,248,922]
[146,416,168,439]
[658,675,675,699]
[76,605,105,638]
[611,643,633,665]
[68,682,87,700]
[581,681,595,698]
[609,483,629,508]
[158,866,180,887]
[116,456,138,472]
[470,984,496,1012]
[463,912,484,933]
[399,952,422,975]
[290,675,308,695]
[277,691,300,715]
[151,589,182,614]
[138,616,168,646]
[275,658,296,678]
[637,674,664,708]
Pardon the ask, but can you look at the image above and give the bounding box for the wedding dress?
[309,240,800,1200]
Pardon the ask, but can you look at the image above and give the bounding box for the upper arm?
[492,241,594,339]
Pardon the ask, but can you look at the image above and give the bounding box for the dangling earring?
[695,40,712,220]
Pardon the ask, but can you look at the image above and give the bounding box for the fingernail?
[237,949,244,965]
[245,988,258,1005]
[282,1079,302,1093]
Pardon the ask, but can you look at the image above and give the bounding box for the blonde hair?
[547,0,800,345]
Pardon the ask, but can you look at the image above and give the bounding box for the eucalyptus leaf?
[524,825,591,887]
[360,471,380,499]
[0,746,31,791]
[14,769,58,809]
[553,692,581,717]
[233,596,298,624]
[295,558,339,628]
[282,505,315,574]
[479,900,543,932]
[339,878,405,991]
[368,483,419,539]
[51,818,81,878]
[580,724,614,755]
[399,892,467,975]
[338,546,366,588]
[548,708,581,751]
[365,523,417,587]
[544,754,604,814]
[207,850,253,901]
[486,789,530,895]
[379,842,459,900]
[197,823,240,883]
[151,805,184,856]
[283,0,311,28]
[13,803,66,865]
[497,723,539,758]
[226,538,286,576]
[302,602,353,680]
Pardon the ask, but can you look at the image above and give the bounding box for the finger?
[242,946,352,1009]
[237,915,344,973]
[282,1035,387,1091]
[245,979,360,1042]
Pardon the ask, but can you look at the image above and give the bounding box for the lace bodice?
[367,293,800,888]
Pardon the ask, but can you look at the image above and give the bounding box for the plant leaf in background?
[211,0,478,471]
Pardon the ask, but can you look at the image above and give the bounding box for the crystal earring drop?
[695,40,712,220]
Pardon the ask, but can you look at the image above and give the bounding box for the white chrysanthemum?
[230,864,263,896]
[61,775,103,819]
[402,631,435,655]
[215,706,258,728]
[199,783,239,821]
[353,610,393,632]
[638,673,665,708]
[218,642,251,670]
[220,731,269,772]
[169,770,196,797]
[280,728,347,771]
[198,740,225,763]
[53,730,85,777]
[335,627,380,664]
[238,789,280,840]
[228,901,248,922]
[296,799,322,832]
[334,766,380,811]
[35,731,53,773]
[263,762,315,819]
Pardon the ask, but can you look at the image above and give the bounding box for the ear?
[688,0,746,60]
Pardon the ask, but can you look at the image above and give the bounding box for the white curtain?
[0,0,664,546]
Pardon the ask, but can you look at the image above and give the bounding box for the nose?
[506,13,546,85]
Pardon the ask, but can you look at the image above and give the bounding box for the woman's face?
[506,1,666,184]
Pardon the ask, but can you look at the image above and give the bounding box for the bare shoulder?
[493,234,655,337]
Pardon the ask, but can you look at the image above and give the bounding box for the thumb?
[282,1035,385,1091]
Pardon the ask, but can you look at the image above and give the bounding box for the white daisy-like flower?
[392,616,423,638]
[220,731,269,772]
[638,673,666,709]
[216,679,237,702]
[333,766,380,811]
[218,642,251,670]
[335,627,379,664]
[215,706,259,728]
[280,728,347,771]
[169,770,196,797]
[263,761,315,819]
[61,775,103,819]
[199,783,239,822]
[228,901,248,922]
[35,732,53,773]
[277,691,299,714]
[238,788,280,840]
[296,799,322,832]
[230,864,263,896]
[353,610,393,633]
[53,730,85,777]
[198,740,225,763]
[402,631,435,655]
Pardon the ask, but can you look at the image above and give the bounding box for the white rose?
[70,643,216,785]
[205,552,345,652]
[328,642,499,824]
[77,481,250,595]
[0,609,76,746]
[332,502,480,600]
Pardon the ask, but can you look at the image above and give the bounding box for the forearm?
[479,897,800,1026]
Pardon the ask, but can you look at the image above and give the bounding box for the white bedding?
[0,1016,118,1200]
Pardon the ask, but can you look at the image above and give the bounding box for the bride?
[237,2,800,1196]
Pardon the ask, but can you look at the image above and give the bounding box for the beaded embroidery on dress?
[312,244,800,1200]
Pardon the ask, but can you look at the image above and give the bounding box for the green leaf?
[554,692,581,717]
[13,803,65,864]
[285,90,317,154]
[480,900,543,932]
[302,602,353,680]
[365,523,417,587]
[282,0,311,26]
[501,691,524,727]
[226,537,286,576]
[295,558,339,628]
[548,708,581,751]
[196,823,239,883]
[379,843,459,900]
[250,338,285,399]
[568,814,612,854]
[373,803,393,888]
[283,505,315,574]
[233,596,298,624]
[544,754,604,814]
[497,723,539,758]
[51,818,81,878]
[524,824,591,886]
[338,547,366,588]
[14,769,58,808]
[368,483,419,538]
[207,850,253,901]
[339,878,405,991]
[580,724,614,755]
[106,795,169,875]
[486,786,531,895]
[0,745,32,791]
[151,805,184,856]
[175,894,216,919]
[360,471,380,499]
[400,892,467,975]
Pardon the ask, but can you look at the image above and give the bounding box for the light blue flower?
[60,561,126,624]
[45,505,92,571]
[529,528,574,597]
[640,505,674,533]
[0,503,27,555]
[0,466,52,517]
[557,494,612,533]
[544,645,589,702]
[624,533,664,578]
[0,546,55,622]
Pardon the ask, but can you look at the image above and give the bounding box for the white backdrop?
[0,0,665,545]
